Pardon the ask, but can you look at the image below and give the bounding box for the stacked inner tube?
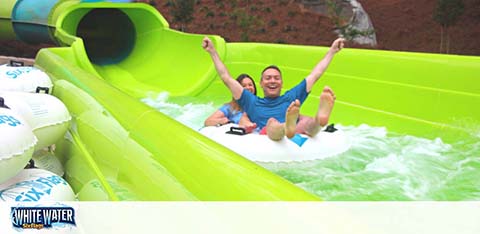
[0,60,74,201]
[0,62,53,93]
[0,102,36,184]
[0,169,75,202]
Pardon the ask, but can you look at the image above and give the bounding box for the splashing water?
[142,93,480,201]
[142,92,218,130]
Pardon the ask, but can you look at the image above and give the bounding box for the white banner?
[1,202,479,234]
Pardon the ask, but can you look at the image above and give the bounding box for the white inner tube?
[32,149,64,177]
[0,168,75,202]
[200,124,351,162]
[0,64,53,93]
[0,107,37,184]
[1,91,71,150]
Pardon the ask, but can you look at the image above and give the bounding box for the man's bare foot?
[285,100,300,138]
[266,118,285,141]
[316,86,335,126]
[323,86,336,100]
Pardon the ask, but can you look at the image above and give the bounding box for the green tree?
[167,0,196,31]
[433,0,465,54]
[233,9,262,42]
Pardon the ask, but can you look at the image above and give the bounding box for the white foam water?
[142,93,480,201]
[142,92,218,130]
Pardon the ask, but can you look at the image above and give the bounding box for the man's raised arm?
[305,38,345,92]
[202,37,243,100]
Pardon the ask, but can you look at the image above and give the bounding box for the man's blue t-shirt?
[218,104,242,124]
[237,79,309,129]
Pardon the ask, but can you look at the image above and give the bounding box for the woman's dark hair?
[236,73,257,95]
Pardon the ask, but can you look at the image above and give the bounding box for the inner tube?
[0,64,53,93]
[0,168,75,202]
[200,124,351,162]
[32,149,64,177]
[0,107,37,184]
[1,91,71,150]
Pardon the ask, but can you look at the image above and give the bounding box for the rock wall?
[300,0,376,45]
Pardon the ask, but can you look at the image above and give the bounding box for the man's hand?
[202,37,215,53]
[330,38,345,53]
[305,38,345,92]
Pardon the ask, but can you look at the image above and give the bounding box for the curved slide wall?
[2,1,480,200]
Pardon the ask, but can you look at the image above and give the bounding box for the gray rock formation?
[299,0,377,46]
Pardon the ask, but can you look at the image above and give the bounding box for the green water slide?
[2,1,479,200]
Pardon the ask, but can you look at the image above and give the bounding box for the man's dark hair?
[261,65,282,80]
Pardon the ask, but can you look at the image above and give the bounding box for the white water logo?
[10,205,76,230]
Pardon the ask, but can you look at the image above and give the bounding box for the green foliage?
[326,0,349,26]
[229,12,238,21]
[167,0,195,31]
[433,0,465,27]
[206,11,215,17]
[200,6,209,12]
[269,19,278,27]
[230,0,238,8]
[226,8,263,42]
[339,25,375,41]
[148,0,157,7]
[237,11,256,28]
[241,32,250,42]
[283,25,296,32]
[214,0,224,9]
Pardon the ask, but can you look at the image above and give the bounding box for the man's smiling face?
[260,68,283,98]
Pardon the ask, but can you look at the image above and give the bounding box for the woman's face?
[241,78,256,94]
